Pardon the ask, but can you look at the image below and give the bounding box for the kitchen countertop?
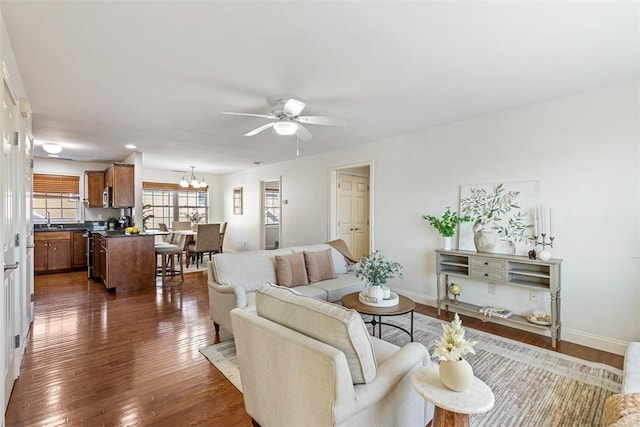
[34,226,88,232]
[96,230,155,238]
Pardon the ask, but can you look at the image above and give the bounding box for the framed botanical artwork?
[233,187,243,215]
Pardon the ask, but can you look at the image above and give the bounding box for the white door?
[261,178,281,250]
[2,78,19,412]
[337,173,369,260]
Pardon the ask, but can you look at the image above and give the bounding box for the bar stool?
[155,232,187,284]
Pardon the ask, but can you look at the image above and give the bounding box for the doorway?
[329,164,371,260]
[260,178,281,250]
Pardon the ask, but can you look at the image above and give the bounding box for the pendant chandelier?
[180,166,206,188]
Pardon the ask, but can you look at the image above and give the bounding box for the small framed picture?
[233,187,243,215]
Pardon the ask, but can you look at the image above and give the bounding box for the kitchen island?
[94,231,156,295]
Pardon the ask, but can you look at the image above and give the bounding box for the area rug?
[200,312,623,426]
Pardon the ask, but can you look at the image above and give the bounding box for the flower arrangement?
[352,250,402,288]
[432,313,477,362]
[183,210,204,225]
[422,207,470,237]
[460,183,532,243]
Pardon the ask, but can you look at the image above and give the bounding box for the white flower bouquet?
[432,313,478,362]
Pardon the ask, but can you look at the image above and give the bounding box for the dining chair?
[172,221,192,231]
[188,223,220,268]
[215,221,227,254]
[158,223,170,242]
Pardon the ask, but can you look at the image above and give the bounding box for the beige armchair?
[230,284,434,427]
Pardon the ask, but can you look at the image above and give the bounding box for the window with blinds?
[33,174,81,223]
[143,182,209,230]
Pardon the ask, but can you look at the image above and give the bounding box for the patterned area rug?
[200,312,622,426]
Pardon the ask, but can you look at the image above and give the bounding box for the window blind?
[33,174,80,195]
[143,181,208,191]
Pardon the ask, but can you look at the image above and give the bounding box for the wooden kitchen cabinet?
[85,170,105,208]
[34,231,71,273]
[94,234,105,282]
[104,163,134,207]
[94,233,155,294]
[72,231,87,268]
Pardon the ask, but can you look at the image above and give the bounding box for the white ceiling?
[2,1,638,175]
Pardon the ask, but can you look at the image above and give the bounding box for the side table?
[411,364,494,427]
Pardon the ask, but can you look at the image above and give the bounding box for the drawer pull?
[484,262,488,265]
[484,273,488,277]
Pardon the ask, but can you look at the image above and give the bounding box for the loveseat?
[207,242,366,336]
[230,283,434,427]
[602,342,640,426]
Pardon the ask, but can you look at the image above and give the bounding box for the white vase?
[443,236,452,251]
[367,285,384,301]
[473,228,497,253]
[439,359,474,392]
[538,250,551,261]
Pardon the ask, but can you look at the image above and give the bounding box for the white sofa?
[603,342,640,426]
[230,284,434,427]
[207,243,367,335]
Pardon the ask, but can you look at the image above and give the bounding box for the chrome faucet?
[46,210,51,228]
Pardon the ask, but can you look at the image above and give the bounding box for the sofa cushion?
[304,249,336,283]
[276,253,309,287]
[290,244,348,274]
[310,274,367,302]
[256,283,377,384]
[210,248,293,293]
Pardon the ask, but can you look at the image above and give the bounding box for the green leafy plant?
[142,204,154,231]
[422,207,470,237]
[432,313,478,362]
[107,217,117,224]
[460,183,533,242]
[352,250,403,287]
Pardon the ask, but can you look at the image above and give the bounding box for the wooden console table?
[436,249,562,347]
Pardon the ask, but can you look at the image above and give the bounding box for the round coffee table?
[341,292,415,341]
[411,364,494,427]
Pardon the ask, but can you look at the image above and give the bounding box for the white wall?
[33,157,121,221]
[221,81,639,354]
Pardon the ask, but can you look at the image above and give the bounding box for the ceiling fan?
[222,97,346,141]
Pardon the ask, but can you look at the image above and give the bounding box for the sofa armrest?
[208,280,250,334]
[336,342,431,422]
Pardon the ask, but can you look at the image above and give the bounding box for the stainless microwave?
[102,187,112,208]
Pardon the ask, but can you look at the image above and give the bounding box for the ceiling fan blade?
[222,112,277,119]
[245,122,274,136]
[283,98,306,117]
[296,124,313,142]
[296,116,347,126]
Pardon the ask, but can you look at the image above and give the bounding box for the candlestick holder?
[534,233,554,249]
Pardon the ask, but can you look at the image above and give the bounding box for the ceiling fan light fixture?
[179,176,189,188]
[42,143,62,154]
[273,120,299,136]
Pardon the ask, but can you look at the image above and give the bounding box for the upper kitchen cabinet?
[104,163,134,207]
[85,170,105,208]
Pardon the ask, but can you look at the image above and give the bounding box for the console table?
[436,249,562,347]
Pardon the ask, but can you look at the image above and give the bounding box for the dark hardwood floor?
[6,270,623,426]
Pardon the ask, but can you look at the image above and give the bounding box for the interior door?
[337,173,369,260]
[3,78,18,411]
[261,179,281,250]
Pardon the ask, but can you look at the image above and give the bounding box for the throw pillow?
[256,283,377,384]
[304,249,337,283]
[275,252,309,287]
